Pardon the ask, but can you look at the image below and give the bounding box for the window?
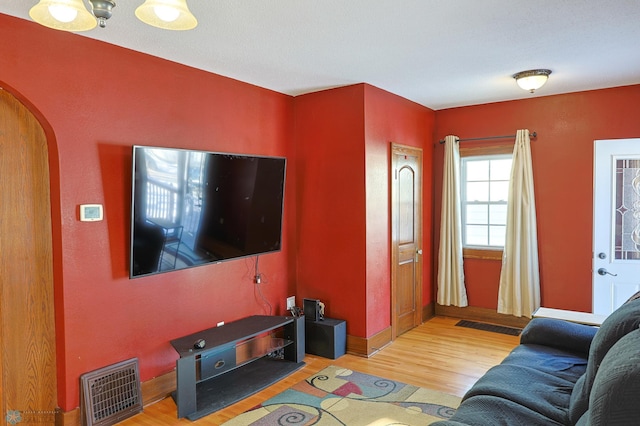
[461,154,512,250]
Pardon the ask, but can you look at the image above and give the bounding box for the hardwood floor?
[118,316,520,425]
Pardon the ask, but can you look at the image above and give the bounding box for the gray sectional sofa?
[432,297,640,426]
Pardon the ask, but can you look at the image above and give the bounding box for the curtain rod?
[438,131,537,144]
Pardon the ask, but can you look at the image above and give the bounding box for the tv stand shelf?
[170,315,305,420]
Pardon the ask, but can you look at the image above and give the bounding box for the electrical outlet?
[286,296,296,309]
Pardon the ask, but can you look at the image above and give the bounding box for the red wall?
[433,85,640,313]
[294,84,434,338]
[363,85,435,333]
[0,14,295,411]
[294,85,368,336]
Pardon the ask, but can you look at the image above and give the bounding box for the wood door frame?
[390,143,423,340]
[0,87,58,424]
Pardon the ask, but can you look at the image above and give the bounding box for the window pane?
[467,182,489,202]
[462,153,512,249]
[489,225,506,246]
[466,160,489,181]
[490,159,512,180]
[466,225,488,246]
[490,181,509,202]
[489,204,507,225]
[466,204,488,225]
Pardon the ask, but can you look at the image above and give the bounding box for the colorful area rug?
[222,365,461,425]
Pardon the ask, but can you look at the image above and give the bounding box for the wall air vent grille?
[80,358,143,426]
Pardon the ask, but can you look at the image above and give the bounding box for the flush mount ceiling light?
[135,0,198,30]
[29,0,197,32]
[513,69,552,93]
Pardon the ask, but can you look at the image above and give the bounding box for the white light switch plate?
[286,296,296,309]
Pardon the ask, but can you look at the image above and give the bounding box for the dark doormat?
[455,320,522,336]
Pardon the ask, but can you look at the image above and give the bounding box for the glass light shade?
[516,75,548,92]
[135,0,197,30]
[513,69,552,93]
[29,0,97,32]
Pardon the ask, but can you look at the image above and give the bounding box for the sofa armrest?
[520,317,597,354]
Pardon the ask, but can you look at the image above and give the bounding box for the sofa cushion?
[432,394,566,426]
[574,328,640,425]
[568,298,640,424]
[463,367,573,423]
[501,343,588,381]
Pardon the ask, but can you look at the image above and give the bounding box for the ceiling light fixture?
[88,0,116,28]
[513,69,552,93]
[135,0,198,31]
[29,0,98,31]
[29,0,197,32]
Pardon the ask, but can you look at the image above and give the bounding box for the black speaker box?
[305,318,346,359]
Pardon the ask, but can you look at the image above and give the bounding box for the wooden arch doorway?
[0,87,58,424]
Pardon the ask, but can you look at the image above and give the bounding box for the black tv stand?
[170,315,305,420]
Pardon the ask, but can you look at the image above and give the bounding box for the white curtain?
[497,129,540,317]
[437,135,468,307]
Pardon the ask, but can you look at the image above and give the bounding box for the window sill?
[463,248,503,260]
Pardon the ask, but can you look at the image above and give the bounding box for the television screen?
[130,146,286,278]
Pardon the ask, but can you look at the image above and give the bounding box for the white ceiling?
[3,1,640,110]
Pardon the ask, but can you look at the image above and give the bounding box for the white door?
[593,138,640,315]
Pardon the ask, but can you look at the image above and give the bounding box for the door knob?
[597,268,617,277]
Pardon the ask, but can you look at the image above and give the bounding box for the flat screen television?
[129,146,286,278]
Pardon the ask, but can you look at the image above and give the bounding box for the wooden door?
[0,88,57,424]
[391,143,423,339]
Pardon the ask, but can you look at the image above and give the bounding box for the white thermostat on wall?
[80,204,104,222]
